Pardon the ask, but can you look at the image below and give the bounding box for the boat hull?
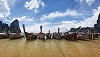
[0,34,8,39]
[24,32,37,40]
[64,33,77,40]
[52,33,62,39]
[37,33,45,39]
[46,33,52,39]
[9,34,24,39]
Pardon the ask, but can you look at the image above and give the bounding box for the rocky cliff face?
[2,23,9,30]
[94,14,100,33]
[0,21,9,32]
[9,19,21,33]
[0,19,21,33]
[97,14,100,24]
[0,21,3,32]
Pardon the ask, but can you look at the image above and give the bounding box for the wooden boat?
[76,32,90,40]
[64,32,77,40]
[37,32,45,39]
[64,26,82,40]
[24,32,37,40]
[76,27,98,40]
[52,28,62,39]
[9,33,24,39]
[0,33,8,39]
[37,26,46,39]
[52,33,62,39]
[46,30,52,39]
[46,33,51,39]
[22,24,37,40]
[0,28,9,39]
[70,32,98,41]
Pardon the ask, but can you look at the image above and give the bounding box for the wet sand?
[0,38,100,57]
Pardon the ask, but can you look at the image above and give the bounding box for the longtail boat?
[75,27,97,40]
[22,24,37,40]
[63,27,81,40]
[37,32,45,39]
[46,30,52,39]
[52,28,62,39]
[0,33,8,39]
[37,26,45,39]
[0,28,9,39]
[9,33,24,39]
[24,32,37,40]
[64,32,77,40]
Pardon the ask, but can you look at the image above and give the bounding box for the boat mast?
[40,26,42,39]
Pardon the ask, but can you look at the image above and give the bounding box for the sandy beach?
[0,38,100,57]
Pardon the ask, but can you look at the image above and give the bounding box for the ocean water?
[0,38,100,57]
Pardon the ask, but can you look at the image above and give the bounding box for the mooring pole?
[92,33,94,40]
[58,28,60,34]
[22,24,26,39]
[40,26,42,33]
[40,26,42,39]
[23,24,26,33]
[48,30,51,39]
[49,30,50,34]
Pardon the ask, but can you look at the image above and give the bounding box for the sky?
[0,0,100,33]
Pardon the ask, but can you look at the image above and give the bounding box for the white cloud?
[57,6,100,31]
[4,16,35,24]
[76,0,95,6]
[6,0,17,7]
[60,20,79,30]
[20,22,53,33]
[11,16,34,22]
[24,0,45,13]
[75,0,83,2]
[21,22,68,33]
[21,6,100,33]
[20,20,79,33]
[86,0,95,6]
[0,0,10,18]
[21,21,80,33]
[79,6,100,27]
[40,10,82,21]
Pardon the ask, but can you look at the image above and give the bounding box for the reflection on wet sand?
[0,38,100,57]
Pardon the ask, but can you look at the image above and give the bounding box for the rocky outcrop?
[0,21,3,32]
[0,19,21,33]
[94,14,100,33]
[9,19,21,33]
[2,23,9,30]
[0,21,9,32]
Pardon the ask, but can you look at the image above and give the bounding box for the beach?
[0,38,100,57]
